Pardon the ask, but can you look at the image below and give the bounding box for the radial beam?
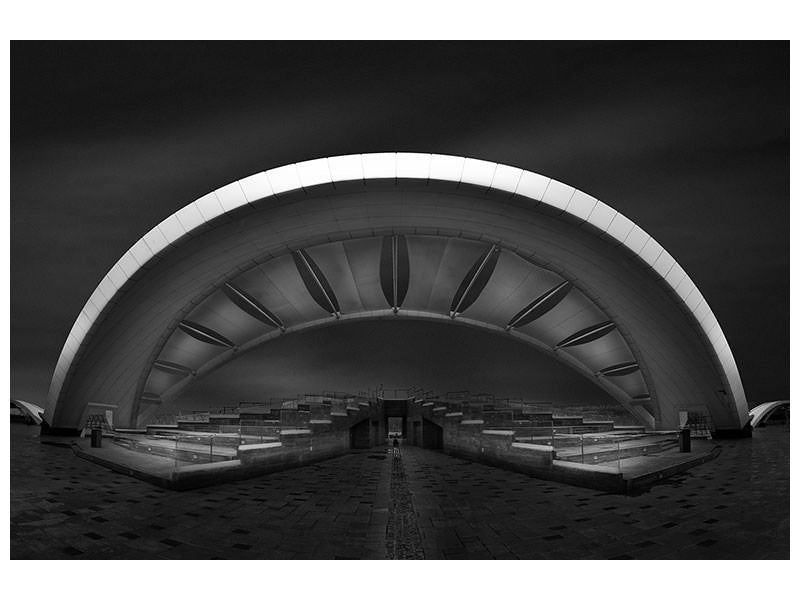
[223,282,285,330]
[598,362,640,377]
[178,320,235,348]
[506,281,573,330]
[292,249,341,317]
[152,360,194,376]
[630,394,652,405]
[450,244,500,318]
[380,234,410,313]
[555,321,616,349]
[140,392,161,404]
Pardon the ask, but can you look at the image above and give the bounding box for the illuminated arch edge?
[45,152,748,429]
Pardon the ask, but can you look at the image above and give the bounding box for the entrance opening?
[387,417,404,438]
[383,398,408,439]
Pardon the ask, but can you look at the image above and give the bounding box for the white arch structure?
[749,401,789,428]
[45,153,749,433]
[11,399,44,425]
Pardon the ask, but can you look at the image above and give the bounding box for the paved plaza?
[10,423,789,559]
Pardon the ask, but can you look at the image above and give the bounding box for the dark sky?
[10,41,789,409]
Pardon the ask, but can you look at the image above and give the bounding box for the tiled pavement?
[403,431,789,559]
[10,423,789,559]
[11,425,390,559]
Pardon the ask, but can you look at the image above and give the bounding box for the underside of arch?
[132,235,654,427]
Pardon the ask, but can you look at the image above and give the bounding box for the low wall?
[550,460,626,493]
[100,403,382,490]
[443,423,553,468]
[113,436,234,464]
[167,425,354,489]
[440,419,630,493]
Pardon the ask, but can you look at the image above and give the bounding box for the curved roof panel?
[45,153,749,431]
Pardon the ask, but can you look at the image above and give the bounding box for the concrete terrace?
[10,422,788,559]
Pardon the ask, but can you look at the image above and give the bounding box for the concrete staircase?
[92,392,698,494]
[407,398,633,439]
[113,397,384,477]
[401,396,690,494]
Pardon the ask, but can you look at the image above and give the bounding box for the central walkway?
[385,447,425,558]
[10,424,789,559]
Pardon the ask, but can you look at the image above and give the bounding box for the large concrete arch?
[45,153,749,433]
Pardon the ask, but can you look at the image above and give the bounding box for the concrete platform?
[71,425,717,495]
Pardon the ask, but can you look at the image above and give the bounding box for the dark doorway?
[383,399,408,438]
[387,416,404,437]
[422,418,443,449]
[350,419,371,449]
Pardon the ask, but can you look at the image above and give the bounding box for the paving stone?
[10,423,789,559]
[398,430,788,560]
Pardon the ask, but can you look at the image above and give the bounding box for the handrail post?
[210,435,214,463]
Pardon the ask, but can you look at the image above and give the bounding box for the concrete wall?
[442,419,557,472]
[164,401,383,488]
[406,406,631,493]
[350,419,371,449]
[237,427,351,470]
[421,418,443,449]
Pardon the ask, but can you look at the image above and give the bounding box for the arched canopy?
[748,401,789,428]
[45,153,749,431]
[12,399,44,425]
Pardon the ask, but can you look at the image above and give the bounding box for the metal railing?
[536,430,681,471]
[169,431,277,466]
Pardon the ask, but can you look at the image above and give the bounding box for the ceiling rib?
[140,392,161,403]
[450,244,500,317]
[178,320,235,348]
[152,359,194,375]
[598,362,640,377]
[292,249,341,318]
[506,280,573,330]
[223,282,285,331]
[380,234,409,312]
[555,320,616,349]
